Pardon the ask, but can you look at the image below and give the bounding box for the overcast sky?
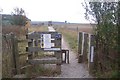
[0,0,92,23]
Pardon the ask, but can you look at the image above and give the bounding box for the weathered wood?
[89,35,95,74]
[78,32,82,54]
[11,33,19,75]
[27,32,60,39]
[81,32,85,56]
[26,31,62,75]
[78,32,83,63]
[83,33,88,63]
[28,57,61,64]
[88,34,91,69]
[26,38,33,77]
[55,34,62,48]
[28,39,33,59]
[67,50,69,64]
[61,50,69,64]
[27,47,61,52]
[54,51,62,73]
[14,37,20,74]
[34,39,38,57]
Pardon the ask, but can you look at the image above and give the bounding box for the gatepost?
[89,34,95,74]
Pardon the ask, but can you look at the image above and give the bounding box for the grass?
[27,64,60,78]
[57,26,93,53]
[28,26,48,32]
[57,28,78,52]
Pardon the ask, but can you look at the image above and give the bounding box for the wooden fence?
[78,32,95,74]
[78,32,118,76]
[2,33,20,78]
[26,32,62,77]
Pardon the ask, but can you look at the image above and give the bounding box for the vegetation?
[57,28,78,52]
[83,2,119,77]
[11,7,27,26]
[2,26,53,77]
[28,26,48,32]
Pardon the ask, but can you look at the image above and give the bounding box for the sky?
[0,0,92,23]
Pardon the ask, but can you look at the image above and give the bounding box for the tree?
[83,1,119,77]
[83,2,118,50]
[11,7,27,26]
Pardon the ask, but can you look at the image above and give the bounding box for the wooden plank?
[88,34,91,69]
[11,33,17,75]
[28,57,61,64]
[61,50,69,64]
[27,32,61,39]
[34,39,38,57]
[81,32,85,55]
[55,34,62,48]
[27,47,61,52]
[28,39,33,59]
[83,33,88,62]
[27,33,40,39]
[67,50,69,64]
[78,32,83,63]
[14,37,20,74]
[89,34,95,74]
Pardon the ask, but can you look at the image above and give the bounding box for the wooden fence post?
[78,32,84,63]
[88,34,91,69]
[54,33,62,73]
[78,32,82,63]
[34,39,38,57]
[83,33,88,63]
[11,33,20,75]
[89,35,95,74]
[26,39,34,77]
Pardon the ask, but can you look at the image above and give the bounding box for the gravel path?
[57,37,92,78]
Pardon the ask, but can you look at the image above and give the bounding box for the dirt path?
[57,37,92,78]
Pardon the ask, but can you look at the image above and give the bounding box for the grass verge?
[57,28,78,53]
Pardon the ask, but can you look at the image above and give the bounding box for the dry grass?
[57,26,93,52]
[25,64,60,78]
[58,28,78,52]
[2,26,27,77]
[78,27,93,34]
[28,26,48,32]
[2,26,27,39]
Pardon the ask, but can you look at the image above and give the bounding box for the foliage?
[11,7,27,26]
[83,1,119,77]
